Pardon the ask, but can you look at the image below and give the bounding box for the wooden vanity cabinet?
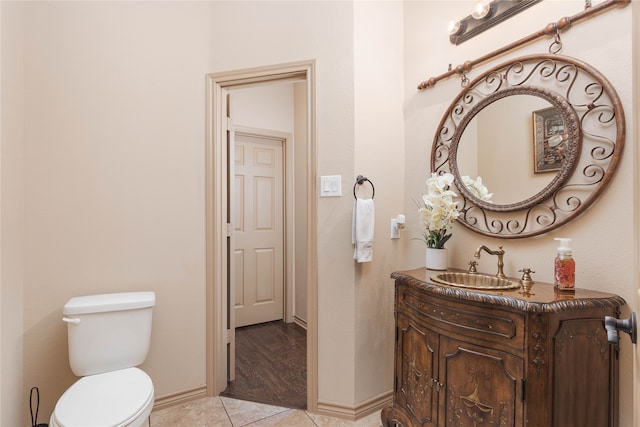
[381,269,625,427]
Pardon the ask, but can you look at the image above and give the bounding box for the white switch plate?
[320,175,342,197]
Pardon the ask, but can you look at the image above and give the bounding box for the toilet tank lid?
[63,292,155,315]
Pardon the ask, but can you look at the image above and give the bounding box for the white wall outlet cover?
[391,219,400,239]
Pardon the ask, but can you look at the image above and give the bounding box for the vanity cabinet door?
[551,316,617,427]
[395,314,440,426]
[439,335,524,427]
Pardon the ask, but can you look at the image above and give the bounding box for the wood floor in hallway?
[221,320,307,409]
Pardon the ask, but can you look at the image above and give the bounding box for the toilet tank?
[63,292,155,376]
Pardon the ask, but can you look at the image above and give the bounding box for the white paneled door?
[233,133,284,328]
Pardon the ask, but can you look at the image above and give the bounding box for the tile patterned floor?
[150,396,383,427]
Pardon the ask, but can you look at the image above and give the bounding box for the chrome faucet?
[474,245,506,278]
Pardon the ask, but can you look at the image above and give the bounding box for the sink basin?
[431,272,520,290]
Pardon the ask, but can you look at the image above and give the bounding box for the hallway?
[221,321,307,409]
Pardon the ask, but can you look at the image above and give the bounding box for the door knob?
[604,312,637,344]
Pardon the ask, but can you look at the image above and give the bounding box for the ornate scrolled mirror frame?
[432,54,625,238]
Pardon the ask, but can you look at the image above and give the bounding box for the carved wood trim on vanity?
[390,270,626,312]
[530,313,547,375]
[382,269,625,427]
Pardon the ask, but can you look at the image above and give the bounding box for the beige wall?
[21,1,211,422]
[1,1,25,425]
[231,84,294,134]
[352,0,404,406]
[403,1,636,426]
[1,1,636,426]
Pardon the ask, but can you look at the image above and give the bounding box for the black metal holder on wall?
[353,175,375,200]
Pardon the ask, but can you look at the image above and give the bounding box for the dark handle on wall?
[604,312,637,344]
[353,175,375,200]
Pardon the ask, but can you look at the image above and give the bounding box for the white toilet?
[50,292,156,427]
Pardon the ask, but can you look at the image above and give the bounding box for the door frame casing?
[205,60,317,411]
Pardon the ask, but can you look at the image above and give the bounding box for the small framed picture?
[532,107,567,173]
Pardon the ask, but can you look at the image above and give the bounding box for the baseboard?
[293,315,307,330]
[152,385,208,411]
[315,389,392,421]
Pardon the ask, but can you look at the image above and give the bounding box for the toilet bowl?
[50,368,154,427]
[50,292,156,427]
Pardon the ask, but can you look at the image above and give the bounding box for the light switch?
[320,175,342,197]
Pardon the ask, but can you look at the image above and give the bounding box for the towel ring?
[353,175,375,199]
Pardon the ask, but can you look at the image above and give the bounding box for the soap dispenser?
[554,237,575,291]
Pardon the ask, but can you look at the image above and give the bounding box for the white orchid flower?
[418,173,460,249]
[461,175,493,202]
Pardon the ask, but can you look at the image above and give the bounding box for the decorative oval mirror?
[432,54,625,238]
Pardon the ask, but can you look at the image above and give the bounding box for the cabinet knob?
[604,312,637,344]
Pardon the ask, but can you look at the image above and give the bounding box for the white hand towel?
[352,198,375,263]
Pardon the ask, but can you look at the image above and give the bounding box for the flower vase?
[426,247,448,271]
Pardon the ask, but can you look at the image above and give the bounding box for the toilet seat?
[50,367,154,427]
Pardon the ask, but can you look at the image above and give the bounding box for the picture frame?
[532,107,566,173]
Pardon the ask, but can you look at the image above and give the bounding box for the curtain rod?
[417,0,631,91]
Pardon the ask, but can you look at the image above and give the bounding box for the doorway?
[205,61,318,412]
[223,124,306,409]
